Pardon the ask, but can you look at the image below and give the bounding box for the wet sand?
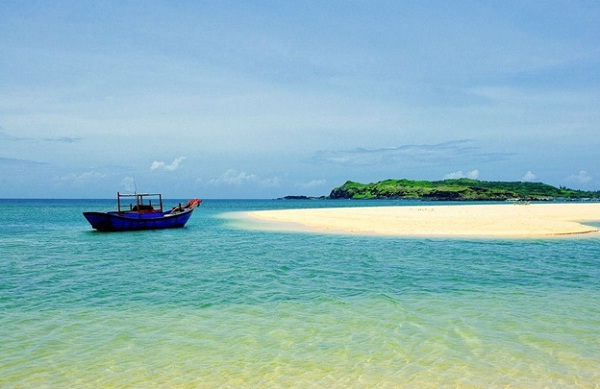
[248,203,600,238]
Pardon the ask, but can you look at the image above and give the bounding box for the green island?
[325,179,600,201]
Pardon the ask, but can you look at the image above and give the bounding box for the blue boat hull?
[83,209,194,231]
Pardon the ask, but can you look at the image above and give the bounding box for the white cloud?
[444,171,464,179]
[209,169,280,187]
[150,161,165,170]
[521,171,536,182]
[567,170,592,184]
[467,169,480,179]
[121,176,137,192]
[209,169,257,186]
[443,169,480,180]
[151,157,186,171]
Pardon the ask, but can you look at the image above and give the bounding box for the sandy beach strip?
[247,203,600,238]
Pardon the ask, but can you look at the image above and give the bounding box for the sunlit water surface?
[1,199,599,388]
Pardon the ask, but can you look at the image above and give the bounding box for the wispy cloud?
[0,127,29,141]
[567,170,592,184]
[54,171,106,186]
[151,157,186,171]
[2,127,82,143]
[42,136,82,143]
[0,157,48,167]
[209,169,280,187]
[311,140,512,167]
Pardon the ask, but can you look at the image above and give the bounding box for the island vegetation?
[325,179,600,201]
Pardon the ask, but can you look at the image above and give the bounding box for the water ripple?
[1,199,599,387]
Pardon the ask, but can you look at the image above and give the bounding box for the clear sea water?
[1,199,599,388]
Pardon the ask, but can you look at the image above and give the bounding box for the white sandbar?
[247,203,600,238]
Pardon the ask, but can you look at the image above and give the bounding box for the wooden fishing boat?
[83,192,201,231]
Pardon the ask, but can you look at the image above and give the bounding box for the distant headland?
[282,179,600,201]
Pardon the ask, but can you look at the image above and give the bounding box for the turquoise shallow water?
[1,199,599,388]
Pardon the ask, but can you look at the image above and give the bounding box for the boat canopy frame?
[117,192,163,214]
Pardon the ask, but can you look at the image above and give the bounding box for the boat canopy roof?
[118,192,161,197]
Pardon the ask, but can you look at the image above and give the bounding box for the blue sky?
[1,1,599,198]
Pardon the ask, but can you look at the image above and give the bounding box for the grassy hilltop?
[328,179,600,201]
